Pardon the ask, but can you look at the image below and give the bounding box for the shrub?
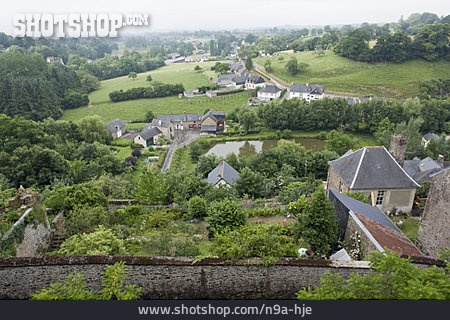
[65,205,108,236]
[188,196,207,219]
[143,211,174,229]
[57,226,127,256]
[45,183,108,212]
[207,199,246,233]
[211,225,298,265]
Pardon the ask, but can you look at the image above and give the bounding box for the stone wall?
[15,221,51,257]
[417,170,450,258]
[0,256,373,300]
[344,214,378,259]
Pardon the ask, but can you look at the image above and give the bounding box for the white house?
[245,75,265,90]
[288,83,324,102]
[257,84,282,102]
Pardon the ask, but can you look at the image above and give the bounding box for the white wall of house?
[288,91,324,102]
[257,91,281,101]
[245,82,265,90]
[134,135,148,148]
[351,188,416,214]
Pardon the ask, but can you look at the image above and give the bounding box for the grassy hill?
[255,50,450,98]
[62,62,250,123]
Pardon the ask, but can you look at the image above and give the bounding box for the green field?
[62,62,251,123]
[255,50,450,98]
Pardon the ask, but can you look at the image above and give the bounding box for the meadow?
[62,61,251,123]
[255,50,450,98]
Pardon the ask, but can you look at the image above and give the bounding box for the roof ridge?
[350,147,367,189]
[382,146,421,188]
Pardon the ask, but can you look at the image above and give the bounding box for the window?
[376,190,386,205]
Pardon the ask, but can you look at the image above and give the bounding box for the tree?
[264,59,272,72]
[234,167,265,199]
[146,74,152,82]
[31,262,141,300]
[196,154,219,178]
[194,65,202,71]
[57,226,127,256]
[79,116,111,144]
[297,188,338,256]
[135,169,167,204]
[65,205,108,237]
[128,72,137,80]
[394,117,425,158]
[325,130,357,155]
[245,57,253,71]
[188,196,207,219]
[238,107,258,133]
[374,117,396,147]
[278,179,321,205]
[207,199,246,233]
[286,57,299,75]
[297,251,450,300]
[145,110,155,123]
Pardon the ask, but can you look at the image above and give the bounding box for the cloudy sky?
[1,0,449,34]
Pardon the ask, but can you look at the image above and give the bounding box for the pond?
[206,138,325,158]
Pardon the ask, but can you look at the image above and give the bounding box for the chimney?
[389,134,408,166]
[438,154,444,167]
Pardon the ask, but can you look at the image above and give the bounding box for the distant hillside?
[255,50,450,99]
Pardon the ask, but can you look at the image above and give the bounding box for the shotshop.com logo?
[13,13,149,38]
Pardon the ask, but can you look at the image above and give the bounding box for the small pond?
[206,138,325,158]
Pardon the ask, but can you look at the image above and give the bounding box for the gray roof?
[106,119,125,133]
[139,127,161,140]
[150,119,172,128]
[206,160,240,186]
[246,75,265,84]
[201,125,218,132]
[216,74,236,83]
[201,110,226,122]
[258,84,281,94]
[329,146,419,190]
[157,113,201,123]
[290,83,324,94]
[423,132,441,142]
[232,75,247,85]
[229,62,244,72]
[403,157,447,182]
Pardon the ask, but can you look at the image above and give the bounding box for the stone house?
[329,190,423,259]
[206,160,240,187]
[327,146,420,213]
[416,168,450,259]
[403,155,448,183]
[105,119,126,139]
[155,113,201,131]
[421,132,441,148]
[288,83,324,102]
[133,127,162,148]
[200,110,226,135]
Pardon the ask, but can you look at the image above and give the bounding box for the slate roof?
[230,62,244,72]
[258,84,281,94]
[216,74,236,83]
[201,125,218,132]
[139,127,161,140]
[157,113,201,123]
[328,146,419,190]
[403,157,448,182]
[422,132,441,142]
[330,190,423,257]
[206,160,240,186]
[201,110,226,122]
[246,75,265,84]
[151,119,172,128]
[106,119,125,133]
[290,83,324,95]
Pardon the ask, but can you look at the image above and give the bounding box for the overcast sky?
[1,0,449,34]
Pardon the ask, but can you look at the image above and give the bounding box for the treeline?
[0,51,91,120]
[334,23,449,63]
[257,97,449,135]
[109,82,185,102]
[0,115,125,189]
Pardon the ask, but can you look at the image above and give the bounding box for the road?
[161,130,200,172]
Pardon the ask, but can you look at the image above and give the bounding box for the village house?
[206,160,240,187]
[257,84,282,102]
[155,113,201,130]
[403,155,449,183]
[245,75,265,90]
[105,119,126,139]
[327,146,420,213]
[329,190,423,259]
[288,83,324,102]
[150,118,175,140]
[46,56,64,64]
[133,127,163,148]
[200,110,226,135]
[421,132,441,148]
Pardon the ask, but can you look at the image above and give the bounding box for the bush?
[207,199,246,233]
[57,226,127,256]
[31,262,141,300]
[65,205,108,236]
[211,225,298,265]
[188,196,207,219]
[143,211,174,229]
[109,82,185,102]
[143,233,201,257]
[45,183,108,212]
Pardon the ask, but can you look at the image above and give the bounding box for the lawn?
[255,50,450,99]
[61,61,252,123]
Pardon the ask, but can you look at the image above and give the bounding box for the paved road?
[161,130,200,172]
